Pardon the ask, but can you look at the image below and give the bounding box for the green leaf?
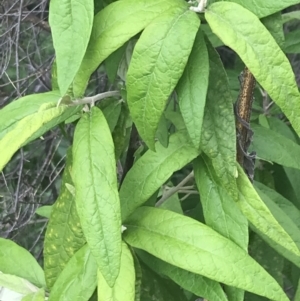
[44,149,86,289]
[0,273,39,295]
[0,238,45,288]
[0,91,60,139]
[194,156,248,250]
[119,131,200,222]
[0,104,82,172]
[225,0,300,18]
[97,242,135,301]
[177,30,209,149]
[194,156,248,301]
[35,205,52,218]
[101,99,122,132]
[261,12,284,49]
[127,7,200,149]
[249,233,284,286]
[206,2,300,138]
[105,44,127,84]
[22,289,45,301]
[253,182,300,268]
[137,250,228,301]
[254,181,300,228]
[159,184,183,214]
[123,207,289,301]
[72,106,122,286]
[236,164,300,258]
[139,264,188,301]
[73,0,184,97]
[200,39,237,198]
[250,124,300,170]
[48,245,97,301]
[49,0,94,95]
[282,11,300,23]
[284,30,300,54]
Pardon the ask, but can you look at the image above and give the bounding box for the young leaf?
[226,0,300,18]
[177,30,209,149]
[97,242,135,301]
[0,238,45,288]
[200,40,237,198]
[48,245,97,301]
[123,207,289,301]
[0,273,39,295]
[0,104,81,172]
[250,124,300,170]
[49,0,94,95]
[0,91,60,139]
[206,2,300,138]
[127,7,200,149]
[72,106,122,286]
[22,289,45,301]
[35,205,52,218]
[137,250,228,301]
[44,149,86,289]
[73,0,185,97]
[194,156,248,250]
[119,131,200,222]
[236,164,300,258]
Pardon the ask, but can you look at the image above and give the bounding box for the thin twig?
[156,171,194,207]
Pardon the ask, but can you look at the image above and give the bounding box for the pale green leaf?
[253,182,300,268]
[137,250,228,301]
[236,164,300,258]
[119,131,200,222]
[123,207,289,301]
[0,238,45,288]
[73,0,185,97]
[35,206,52,218]
[72,106,122,286]
[225,0,300,18]
[206,2,300,138]
[0,273,39,295]
[0,104,81,172]
[177,30,209,149]
[194,156,247,301]
[127,7,200,149]
[98,242,135,301]
[44,149,86,289]
[250,124,300,170]
[0,91,60,139]
[48,245,97,301]
[49,0,94,95]
[21,289,45,301]
[254,181,300,228]
[194,156,248,250]
[200,39,237,198]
